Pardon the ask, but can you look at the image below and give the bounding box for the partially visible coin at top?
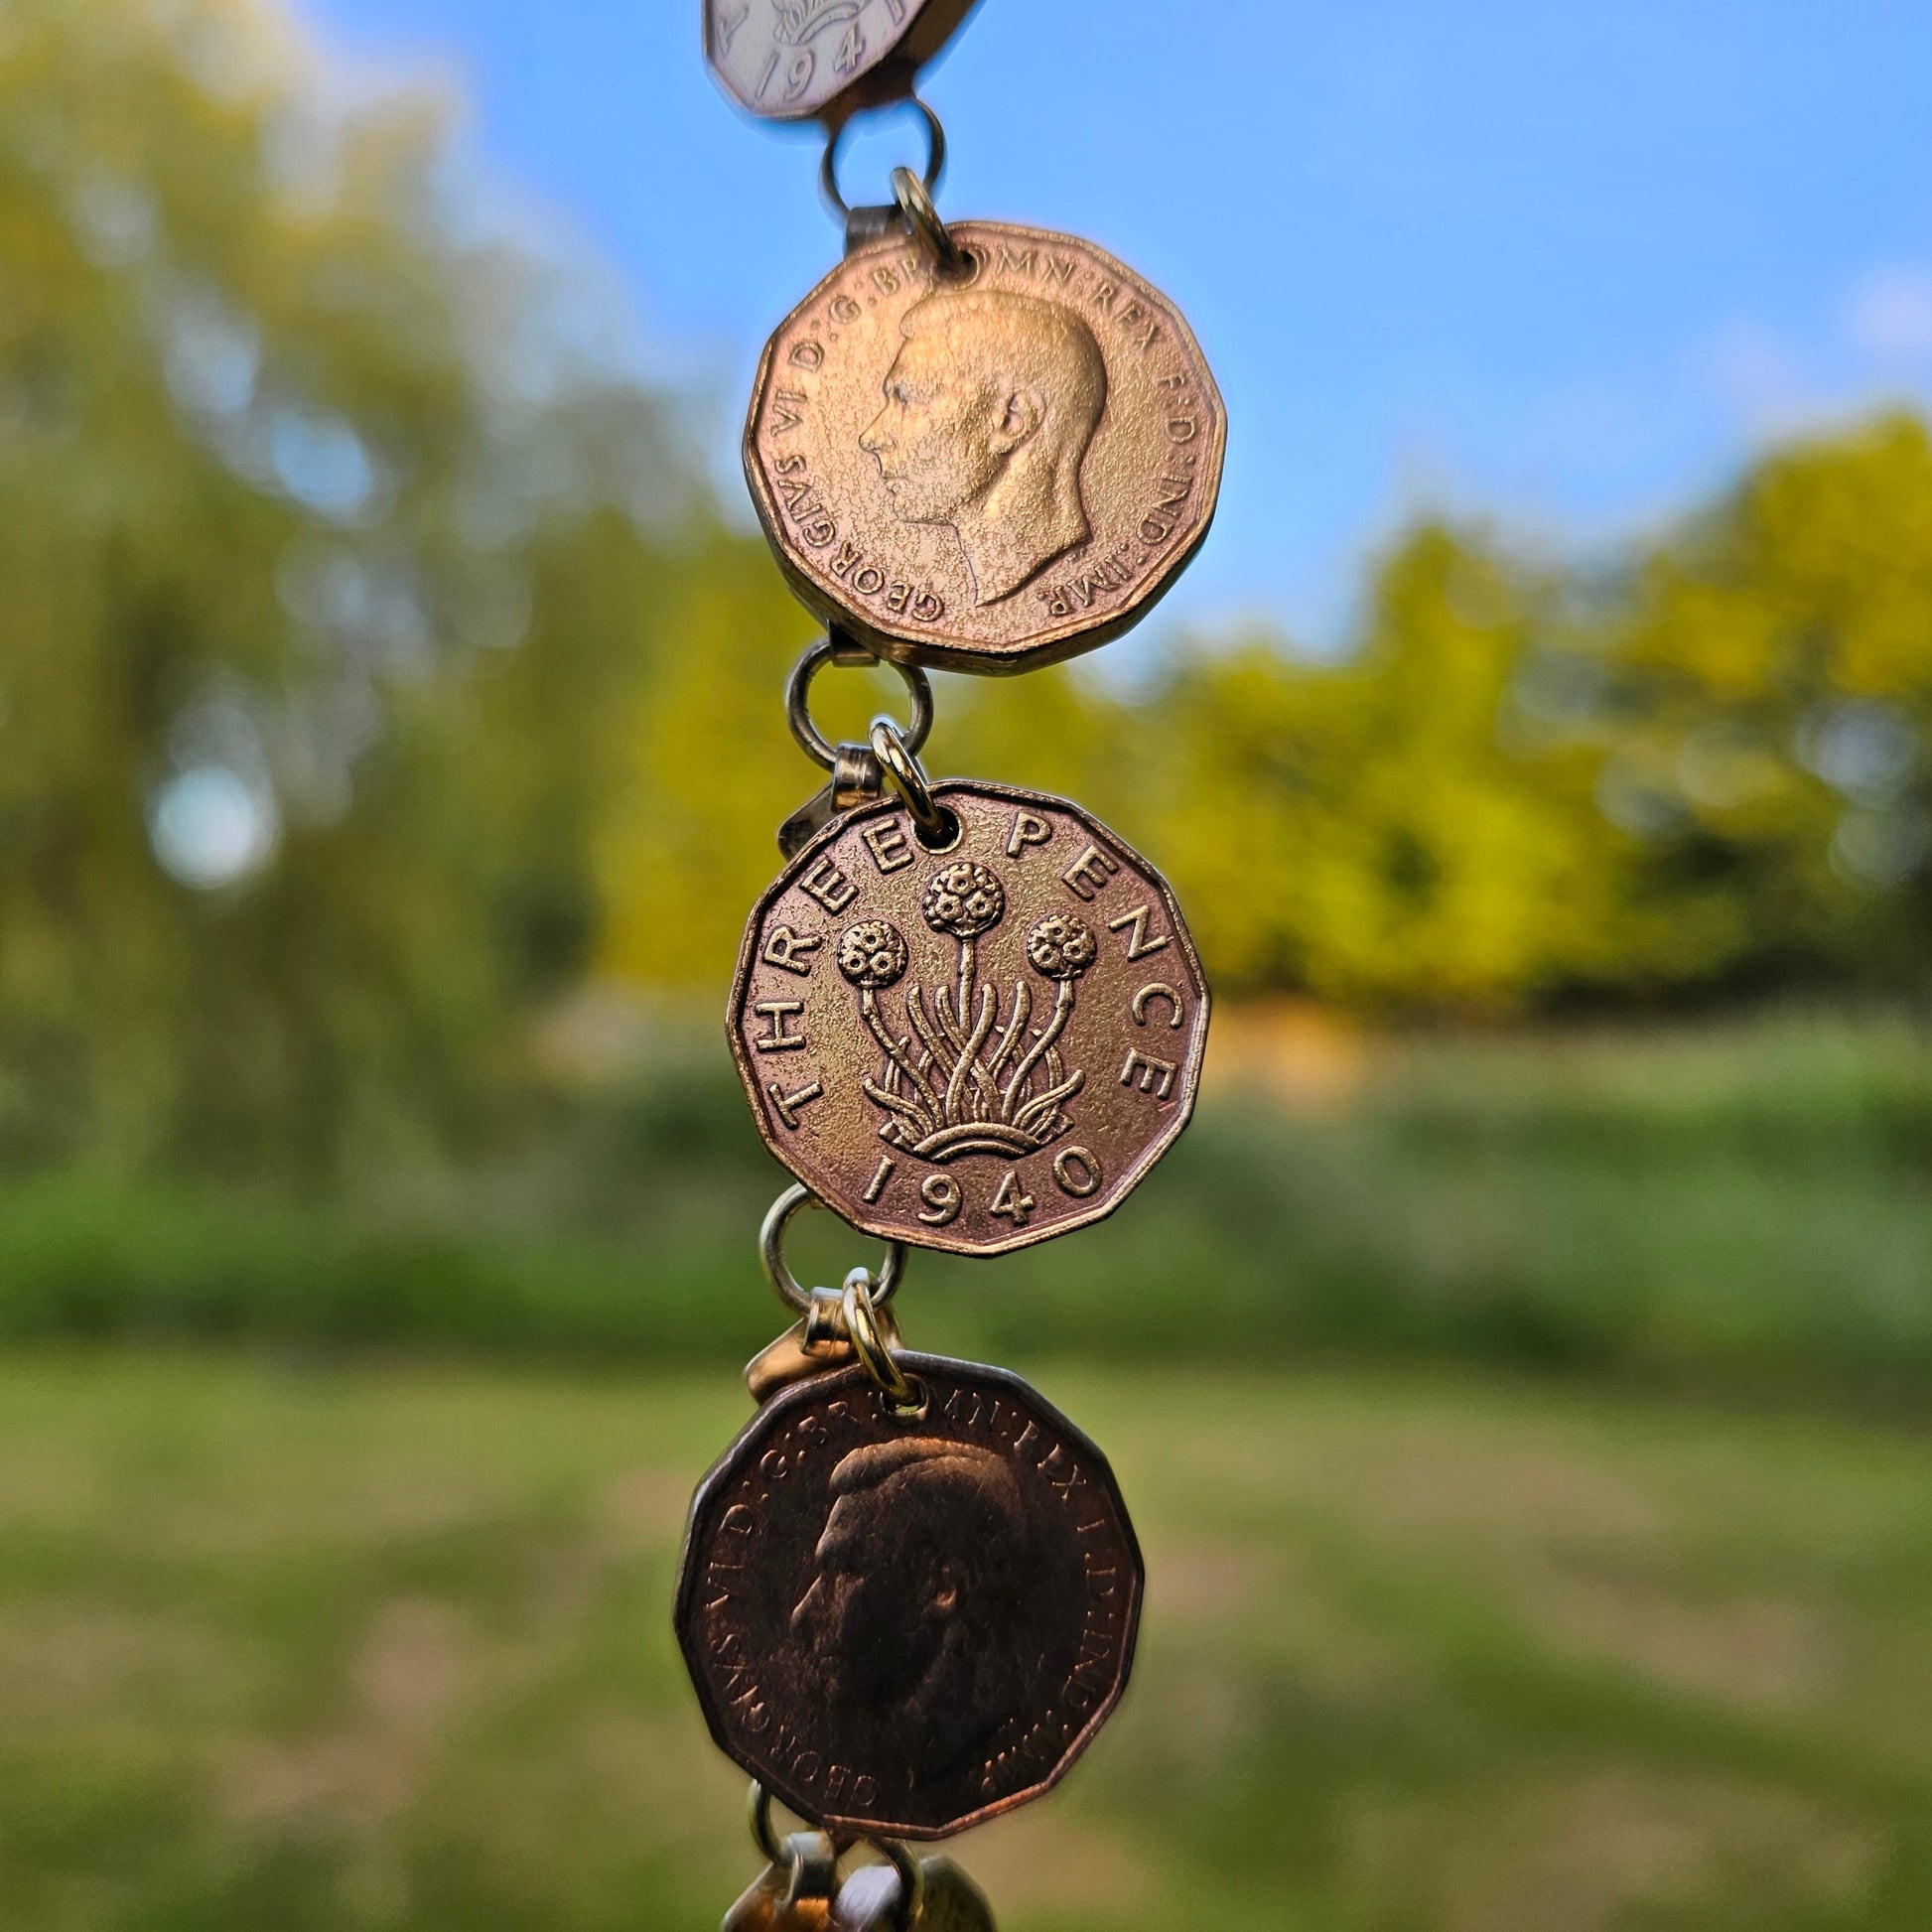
[745,222,1225,673]
[705,0,980,124]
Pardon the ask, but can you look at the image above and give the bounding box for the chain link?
[820,95,946,228]
[786,633,933,771]
[759,1183,906,1315]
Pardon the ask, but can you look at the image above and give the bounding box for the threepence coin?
[746,223,1223,672]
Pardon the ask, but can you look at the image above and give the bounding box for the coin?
[745,223,1224,673]
[727,781,1209,1257]
[705,0,980,124]
[675,1355,1143,1840]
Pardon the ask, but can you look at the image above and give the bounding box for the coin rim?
[726,778,1212,1258]
[703,0,983,125]
[743,221,1226,673]
[673,1352,1146,1840]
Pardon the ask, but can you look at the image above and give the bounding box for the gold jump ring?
[869,720,957,849]
[842,1270,926,1419]
[891,165,970,280]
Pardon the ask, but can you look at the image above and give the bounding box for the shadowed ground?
[6,1354,1932,1930]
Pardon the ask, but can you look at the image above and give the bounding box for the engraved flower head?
[837,919,908,991]
[1026,912,1098,982]
[921,861,1006,938]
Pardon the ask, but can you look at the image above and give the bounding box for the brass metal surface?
[728,781,1209,1256]
[705,0,980,125]
[745,223,1224,672]
[746,1317,852,1404]
[675,1355,1143,1841]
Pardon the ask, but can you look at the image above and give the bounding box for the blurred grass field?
[3,1006,1928,1407]
[9,1350,1932,1931]
[2,1008,1930,1929]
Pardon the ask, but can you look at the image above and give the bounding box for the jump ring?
[751,1783,845,1903]
[749,1782,782,1866]
[842,1271,926,1419]
[891,166,970,280]
[760,1184,906,1316]
[787,634,933,772]
[874,1839,925,1932]
[820,95,946,221]
[869,720,957,848]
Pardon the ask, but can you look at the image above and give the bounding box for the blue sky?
[297,0,1932,647]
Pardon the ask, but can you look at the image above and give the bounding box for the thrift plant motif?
[838,920,909,990]
[839,874,1097,1162]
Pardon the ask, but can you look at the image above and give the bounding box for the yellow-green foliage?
[1606,415,1932,985]
[1133,531,1634,1005]
[607,421,1932,1011]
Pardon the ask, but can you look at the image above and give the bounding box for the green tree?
[1123,526,1633,1006]
[0,0,709,1175]
[1603,412,1932,992]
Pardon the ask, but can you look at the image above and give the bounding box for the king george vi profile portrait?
[860,287,1110,607]
[789,1437,1055,1780]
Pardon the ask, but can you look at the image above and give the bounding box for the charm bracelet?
[680,5,1224,1924]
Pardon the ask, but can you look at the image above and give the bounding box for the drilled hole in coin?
[913,806,963,852]
[890,1379,930,1423]
[938,245,981,287]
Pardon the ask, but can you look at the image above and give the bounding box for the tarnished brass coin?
[675,1356,1143,1841]
[727,781,1209,1256]
[705,0,979,124]
[746,224,1224,673]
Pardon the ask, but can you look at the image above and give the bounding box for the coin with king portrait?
[729,780,1209,1256]
[746,224,1224,672]
[675,1355,1143,1840]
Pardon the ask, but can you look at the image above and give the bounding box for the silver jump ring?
[891,166,970,280]
[820,95,946,220]
[760,1183,906,1315]
[869,720,956,848]
[787,635,933,772]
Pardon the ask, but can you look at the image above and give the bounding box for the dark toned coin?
[675,1356,1143,1841]
[728,780,1209,1257]
[705,0,980,124]
[745,222,1224,672]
